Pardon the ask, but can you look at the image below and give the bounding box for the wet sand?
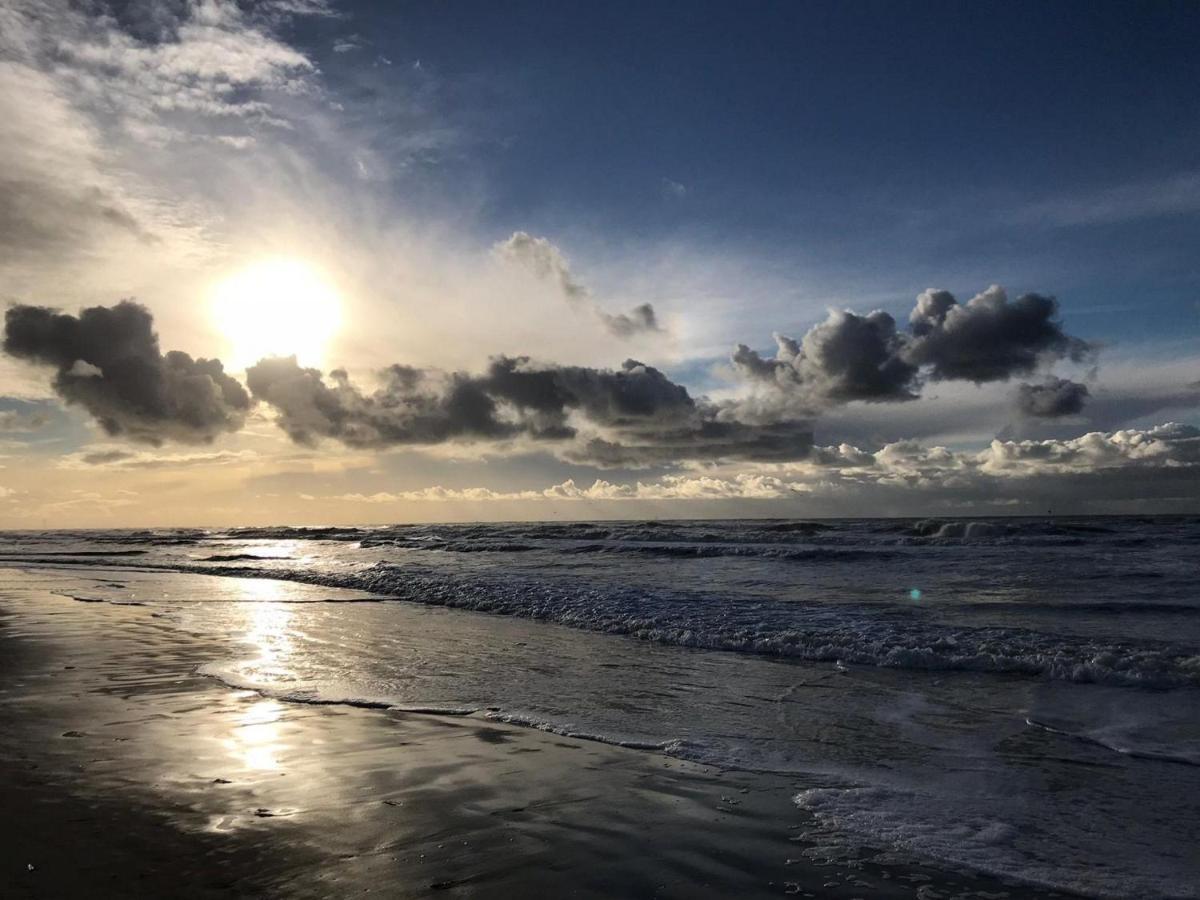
[0,566,1061,898]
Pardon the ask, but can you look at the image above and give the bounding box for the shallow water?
[3,516,1199,897]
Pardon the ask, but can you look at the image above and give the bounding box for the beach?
[0,563,1083,899]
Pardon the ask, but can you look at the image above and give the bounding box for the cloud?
[0,0,332,286]
[246,353,813,465]
[733,310,917,405]
[600,303,661,338]
[58,447,258,470]
[303,473,807,504]
[4,301,250,445]
[494,231,589,302]
[0,58,156,264]
[494,231,664,339]
[296,423,1200,508]
[905,286,1093,383]
[661,177,688,198]
[731,285,1094,412]
[978,423,1200,475]
[0,407,50,432]
[1014,377,1090,418]
[1015,170,1200,228]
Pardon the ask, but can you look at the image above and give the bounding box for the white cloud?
[493,231,665,339]
[302,423,1200,507]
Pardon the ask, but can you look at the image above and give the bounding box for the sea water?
[3,516,1198,897]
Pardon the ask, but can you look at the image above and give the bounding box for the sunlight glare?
[211,258,342,370]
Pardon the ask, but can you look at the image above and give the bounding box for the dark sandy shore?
[0,566,1064,899]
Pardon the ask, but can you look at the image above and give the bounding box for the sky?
[0,0,1198,526]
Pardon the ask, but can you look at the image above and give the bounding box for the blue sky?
[0,0,1197,525]
[307,1,1200,344]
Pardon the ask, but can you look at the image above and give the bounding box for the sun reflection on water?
[223,580,297,773]
[239,580,296,683]
[229,698,285,771]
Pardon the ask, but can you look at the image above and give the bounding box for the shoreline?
[1,566,1072,898]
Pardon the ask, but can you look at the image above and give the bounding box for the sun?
[210,258,342,370]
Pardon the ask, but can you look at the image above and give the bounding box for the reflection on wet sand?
[228,698,285,773]
[0,567,1073,899]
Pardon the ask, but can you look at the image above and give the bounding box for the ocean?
[2,515,1198,898]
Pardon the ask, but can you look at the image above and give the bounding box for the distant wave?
[199,553,295,562]
[559,543,899,562]
[0,549,148,557]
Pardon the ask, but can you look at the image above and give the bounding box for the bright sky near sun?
[211,259,342,370]
[0,0,1198,526]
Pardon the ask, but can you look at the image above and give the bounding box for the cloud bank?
[244,353,813,465]
[297,423,1200,507]
[5,283,1193,512]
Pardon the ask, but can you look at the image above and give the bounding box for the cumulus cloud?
[733,310,917,406]
[246,353,813,465]
[1014,377,1090,418]
[304,473,806,504]
[906,286,1093,382]
[732,286,1094,411]
[494,231,664,339]
[4,301,250,445]
[978,423,1200,475]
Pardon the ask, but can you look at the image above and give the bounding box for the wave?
[0,549,148,557]
[1024,717,1200,768]
[559,543,899,562]
[199,553,295,562]
[217,526,371,542]
[200,663,725,764]
[52,557,1191,690]
[198,664,479,716]
[359,538,541,553]
[794,784,1192,899]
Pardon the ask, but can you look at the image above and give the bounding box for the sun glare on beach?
[211,258,342,370]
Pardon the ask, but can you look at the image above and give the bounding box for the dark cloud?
[732,285,1094,408]
[568,419,814,467]
[247,354,812,465]
[0,179,157,261]
[905,286,1094,382]
[600,302,663,338]
[3,301,249,444]
[79,449,136,465]
[245,356,519,447]
[732,310,919,405]
[1014,377,1090,418]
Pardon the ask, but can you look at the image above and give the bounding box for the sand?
[0,566,1062,898]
